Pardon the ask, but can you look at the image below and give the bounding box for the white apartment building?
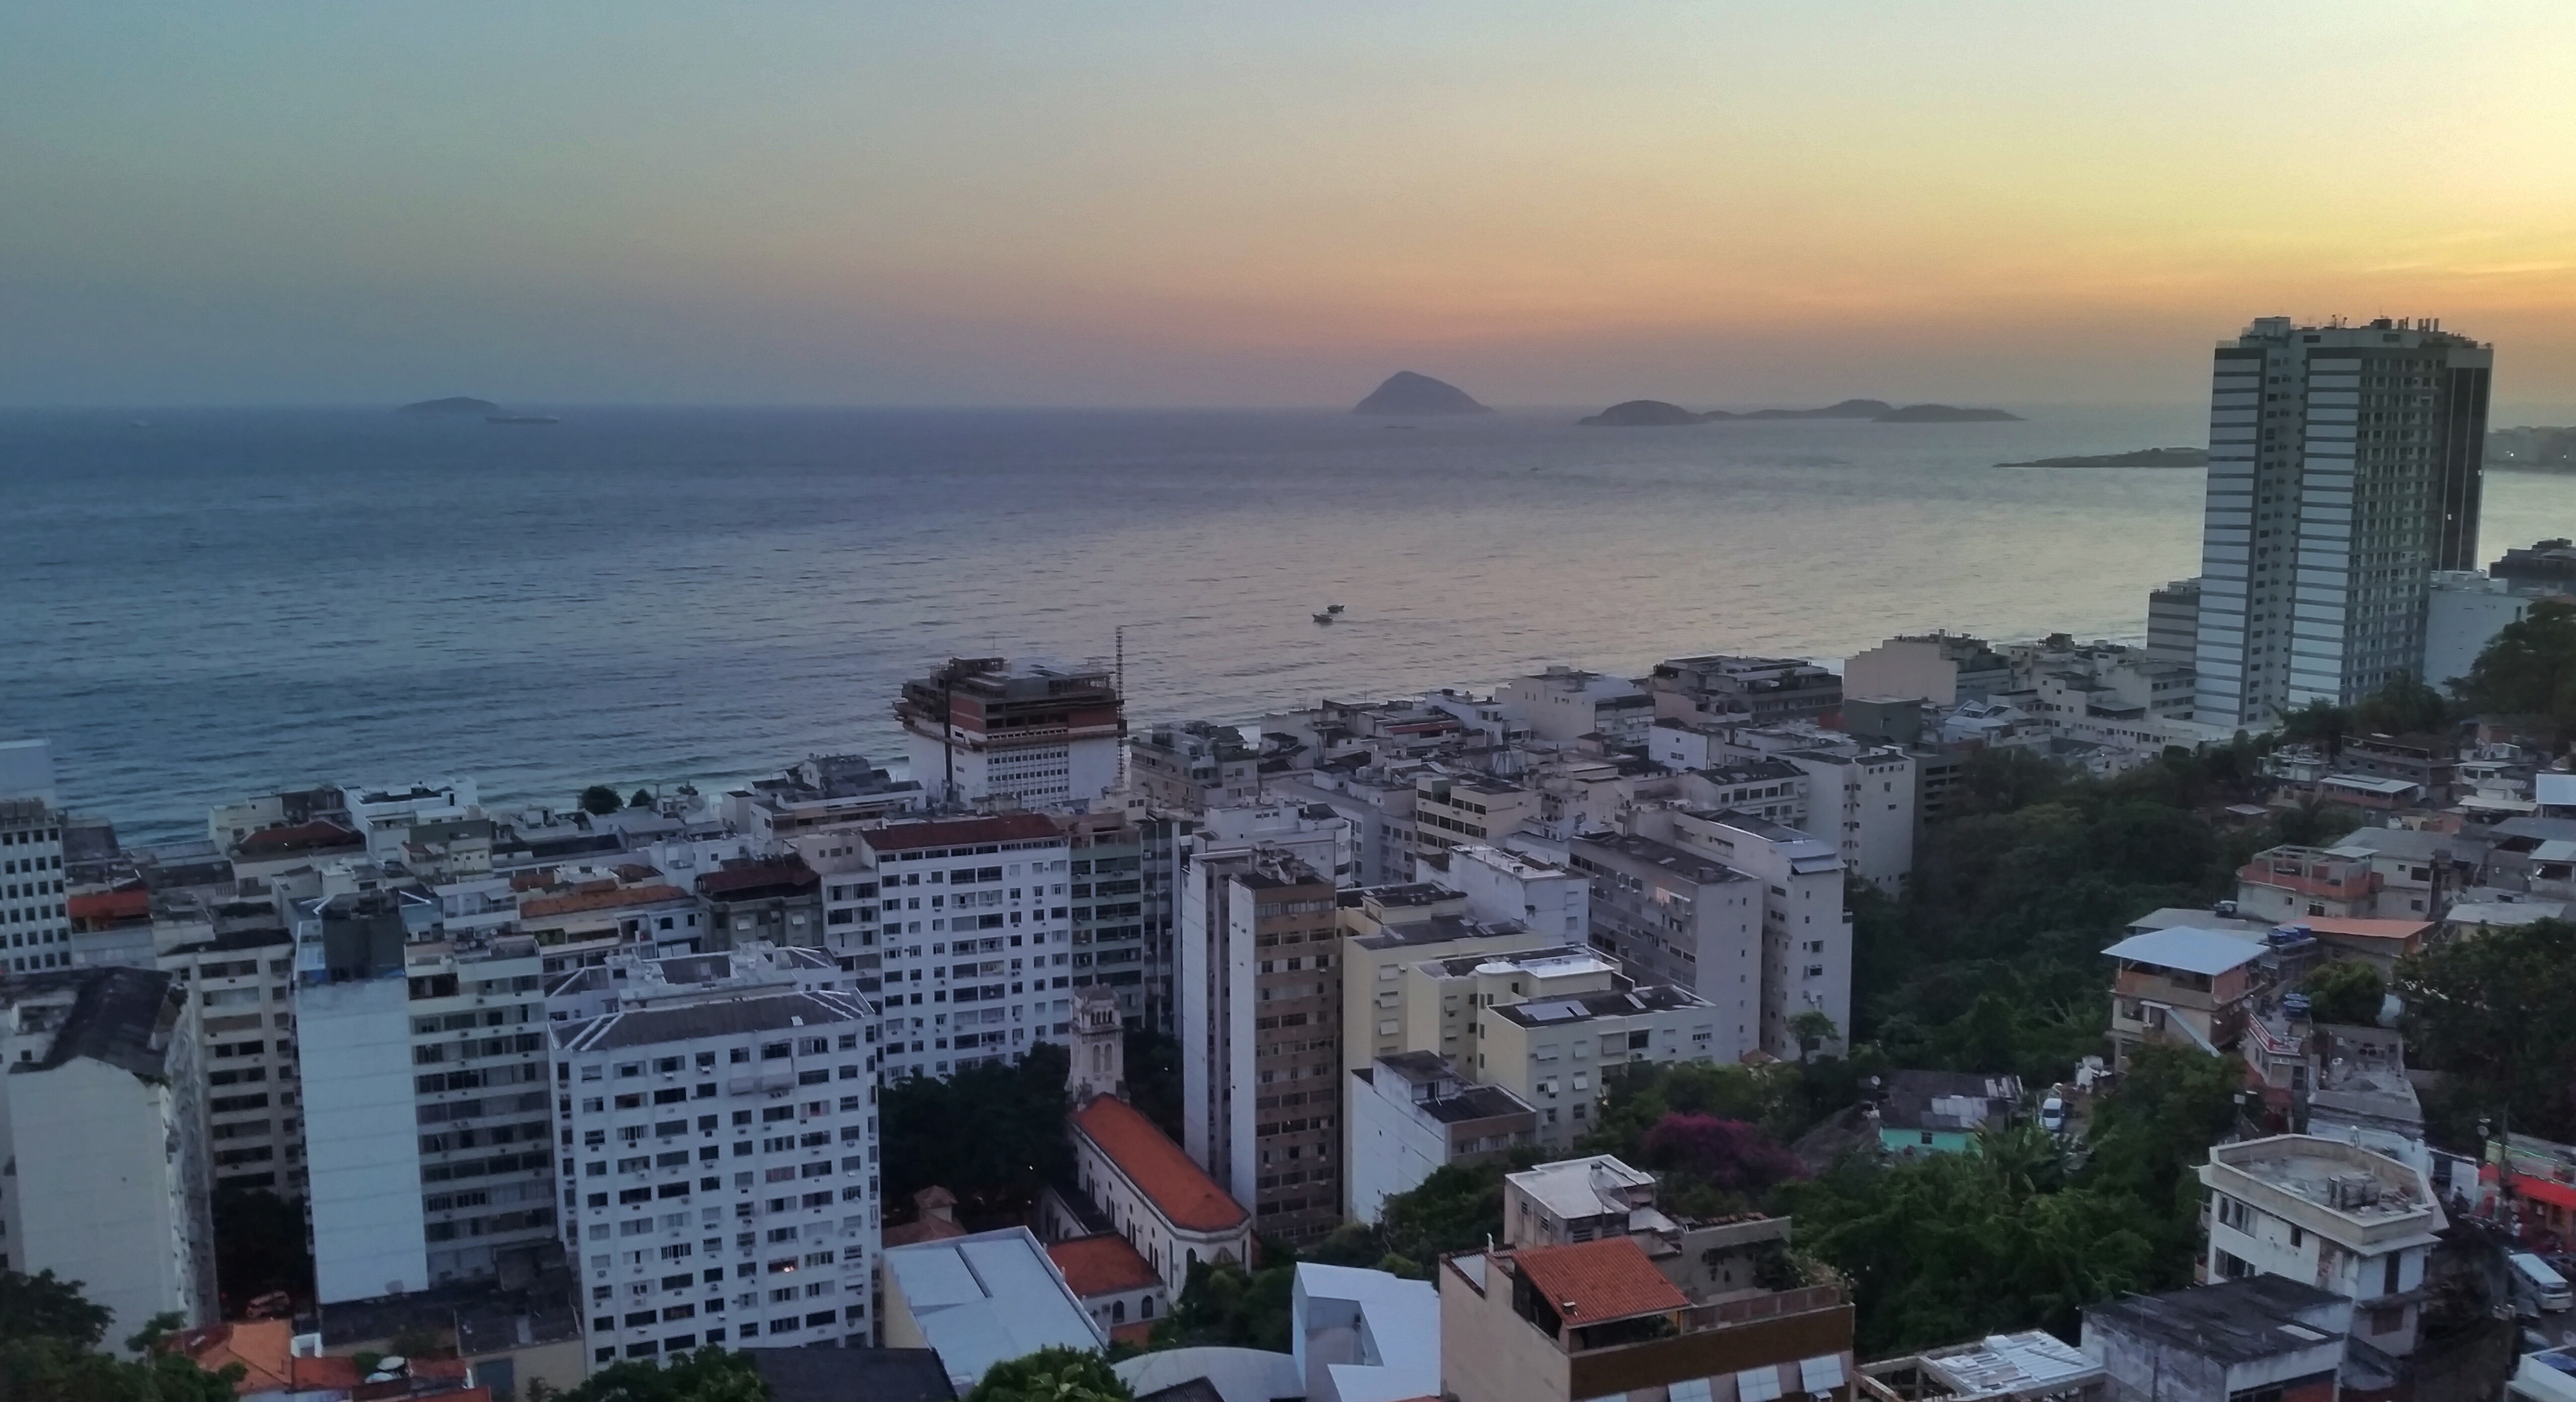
[1478,979,1720,1148]
[295,897,558,1304]
[2424,569,2558,689]
[857,813,1078,1081]
[2191,317,2494,726]
[1564,832,1761,1062]
[2200,1135,2445,1358]
[1348,1052,1535,1224]
[1444,845,1587,944]
[1696,723,1917,891]
[1638,808,1850,1058]
[896,657,1126,809]
[0,967,216,1346]
[343,779,479,860]
[1412,772,1542,864]
[2,796,71,973]
[549,944,879,1367]
[1495,667,1654,746]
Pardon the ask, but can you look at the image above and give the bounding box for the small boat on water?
[486,415,561,425]
[1326,604,1344,614]
[1312,612,1334,625]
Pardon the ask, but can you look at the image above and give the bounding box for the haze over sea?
[6,404,2571,843]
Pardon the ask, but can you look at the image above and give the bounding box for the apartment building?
[1478,981,1720,1148]
[1338,881,1551,1075]
[1497,668,1654,746]
[1693,723,1916,891]
[1267,767,1423,888]
[1648,654,1844,727]
[720,754,922,842]
[1842,633,2015,707]
[1415,772,1542,862]
[858,813,1077,1081]
[2199,1135,2444,1358]
[1179,848,1344,1244]
[1348,1052,1535,1223]
[1564,833,1760,1062]
[548,944,879,1365]
[2102,927,2269,1068]
[1129,721,1263,813]
[2148,579,2203,665]
[161,925,306,1198]
[1440,1227,1852,1402]
[1061,811,1150,1021]
[1638,809,1851,1059]
[2190,317,2494,726]
[2,796,72,973]
[1447,844,1588,944]
[295,897,559,1304]
[0,967,216,1346]
[897,656,1126,809]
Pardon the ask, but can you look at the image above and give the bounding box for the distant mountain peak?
[1353,372,1490,416]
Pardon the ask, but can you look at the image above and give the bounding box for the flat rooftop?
[1569,832,1744,886]
[1492,984,1705,1027]
[2085,1276,2346,1364]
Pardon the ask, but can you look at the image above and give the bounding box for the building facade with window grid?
[548,944,879,1368]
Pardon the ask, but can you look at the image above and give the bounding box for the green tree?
[1122,1028,1185,1143]
[537,1347,767,1402]
[578,785,623,817]
[881,1043,1072,1219]
[2302,960,2386,1027]
[0,1274,242,1402]
[2452,599,2576,742]
[1150,1257,1295,1352]
[967,1347,1133,1402]
[628,788,655,809]
[0,1270,111,1349]
[1779,1122,2162,1354]
[2353,674,2450,736]
[2398,918,2576,1142]
[2277,698,2353,761]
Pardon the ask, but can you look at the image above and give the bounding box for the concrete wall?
[10,1057,209,1345]
[1440,1257,1573,1402]
[1348,1070,1446,1224]
[299,975,431,1302]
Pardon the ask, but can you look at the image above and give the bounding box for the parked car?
[2039,1095,2068,1135]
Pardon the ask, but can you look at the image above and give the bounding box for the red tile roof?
[1511,1236,1689,1324]
[882,1215,970,1247]
[697,858,820,896]
[518,883,687,919]
[235,819,364,857]
[69,888,151,925]
[2296,917,2433,944]
[1073,1097,1248,1234]
[865,813,1064,852]
[1048,1232,1162,1298]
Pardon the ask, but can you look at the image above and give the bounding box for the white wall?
[1843,639,1961,706]
[9,1059,204,1344]
[1347,1071,1445,1224]
[2426,576,2534,690]
[298,977,431,1302]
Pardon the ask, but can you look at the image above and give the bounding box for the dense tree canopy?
[529,1348,767,1402]
[881,1041,1073,1220]
[578,785,624,816]
[2399,917,2576,1142]
[2354,674,2450,736]
[2452,599,2576,743]
[2301,959,2386,1028]
[967,1348,1134,1402]
[0,1273,241,1402]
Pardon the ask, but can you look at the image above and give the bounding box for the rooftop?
[1073,1096,1249,1234]
[1507,1155,1657,1223]
[5,966,183,1079]
[2102,927,2269,977]
[1569,831,1745,886]
[2083,1276,2347,1363]
[1048,1233,1163,1299]
[1351,913,1533,951]
[518,882,688,919]
[882,1228,1109,1390]
[868,813,1067,853]
[749,1347,958,1402]
[1489,983,1706,1027]
[552,988,872,1051]
[1511,1236,1691,1325]
[2204,1135,2441,1233]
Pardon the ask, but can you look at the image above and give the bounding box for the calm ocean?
[5,405,2570,843]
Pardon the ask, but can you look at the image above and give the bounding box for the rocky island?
[1874,403,2022,422]
[1579,399,1709,426]
[396,396,500,415]
[2001,447,2207,469]
[1353,372,1490,416]
[1575,396,2023,425]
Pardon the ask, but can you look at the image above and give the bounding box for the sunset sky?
[7,2,2574,410]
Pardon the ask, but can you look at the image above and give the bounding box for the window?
[2217,1196,2250,1232]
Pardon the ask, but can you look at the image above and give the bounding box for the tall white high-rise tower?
[2190,317,2492,728]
